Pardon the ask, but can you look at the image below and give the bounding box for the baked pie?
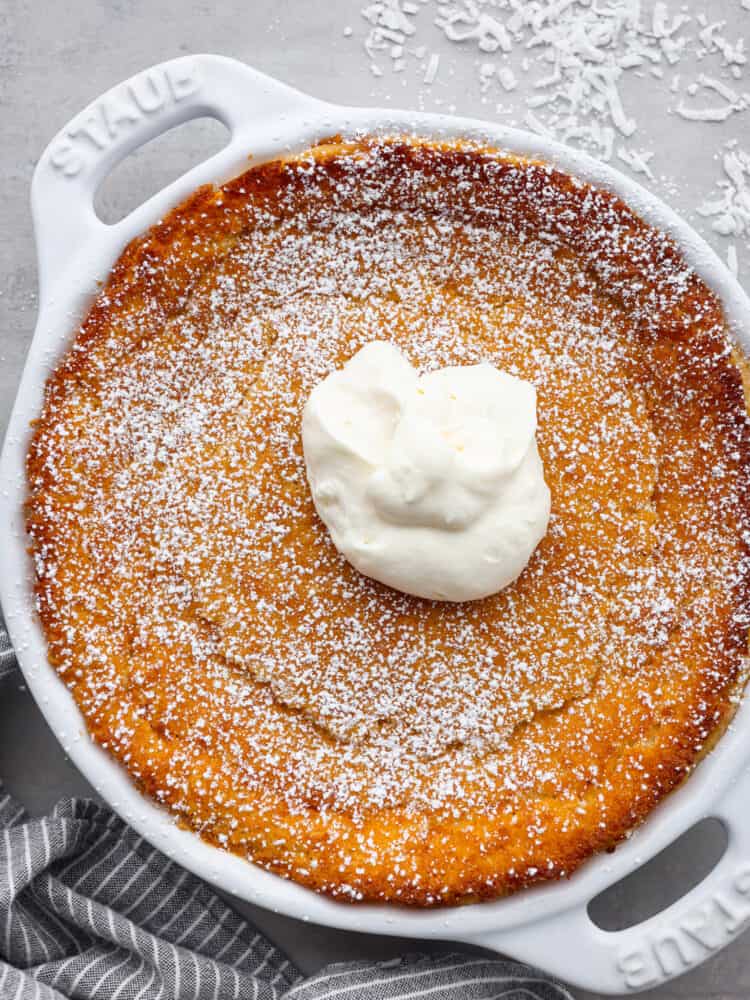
[27,137,750,904]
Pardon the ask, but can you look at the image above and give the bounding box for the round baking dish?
[2,55,750,995]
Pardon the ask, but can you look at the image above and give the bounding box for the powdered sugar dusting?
[26,137,750,903]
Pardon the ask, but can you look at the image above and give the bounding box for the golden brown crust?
[26,136,750,905]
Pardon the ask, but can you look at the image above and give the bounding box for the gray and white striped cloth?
[0,616,573,1000]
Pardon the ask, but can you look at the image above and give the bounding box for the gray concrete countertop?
[2,2,750,997]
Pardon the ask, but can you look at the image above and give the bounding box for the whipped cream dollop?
[301,341,551,602]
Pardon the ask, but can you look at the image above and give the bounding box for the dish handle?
[466,763,750,994]
[30,54,318,295]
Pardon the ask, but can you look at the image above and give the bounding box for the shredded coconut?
[697,144,750,238]
[352,0,749,270]
[697,143,750,275]
[617,145,656,181]
[676,72,749,121]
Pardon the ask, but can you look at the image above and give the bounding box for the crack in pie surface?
[26,137,750,905]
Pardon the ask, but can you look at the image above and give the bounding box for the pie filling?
[26,137,750,905]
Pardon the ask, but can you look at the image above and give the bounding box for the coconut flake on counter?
[617,146,656,182]
[497,64,518,91]
[435,6,513,52]
[423,51,440,83]
[694,142,750,278]
[696,14,748,77]
[697,144,750,238]
[676,73,749,121]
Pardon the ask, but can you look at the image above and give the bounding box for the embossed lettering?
[616,948,660,991]
[653,930,692,977]
[714,890,749,933]
[101,95,140,138]
[681,904,723,951]
[49,140,84,178]
[48,64,201,180]
[734,863,750,895]
[165,64,199,101]
[614,862,750,989]
[69,114,109,151]
[128,72,168,114]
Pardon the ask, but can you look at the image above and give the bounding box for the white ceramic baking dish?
[3,54,750,996]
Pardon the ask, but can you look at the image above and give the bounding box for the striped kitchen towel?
[0,620,15,681]
[0,618,573,1000]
